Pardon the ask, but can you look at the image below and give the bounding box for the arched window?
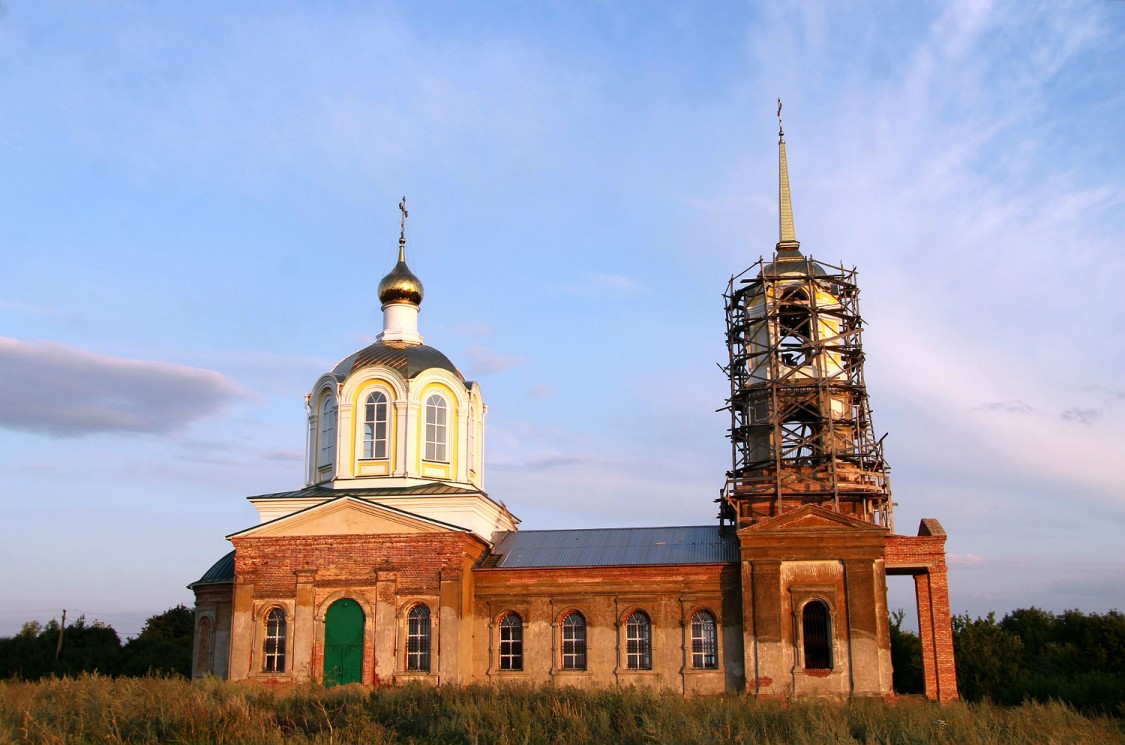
[363,391,389,459]
[778,286,812,368]
[690,610,719,670]
[498,613,523,671]
[424,394,448,463]
[560,612,587,671]
[625,610,652,670]
[802,600,831,670]
[318,396,337,472]
[263,608,286,673]
[406,604,431,672]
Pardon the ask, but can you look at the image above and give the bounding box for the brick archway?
[885,519,958,703]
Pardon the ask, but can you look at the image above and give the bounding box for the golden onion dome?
[377,249,424,306]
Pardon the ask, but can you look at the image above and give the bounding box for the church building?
[190,118,958,702]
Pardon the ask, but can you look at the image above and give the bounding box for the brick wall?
[232,532,484,597]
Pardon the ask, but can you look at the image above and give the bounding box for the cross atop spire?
[398,196,409,262]
[776,99,800,252]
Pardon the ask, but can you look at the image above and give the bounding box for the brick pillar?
[293,569,317,682]
[915,568,959,703]
[927,564,959,702]
[914,572,937,700]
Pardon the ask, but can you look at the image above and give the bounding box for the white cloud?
[563,273,642,294]
[527,384,557,399]
[0,337,244,437]
[948,553,986,566]
[464,346,527,376]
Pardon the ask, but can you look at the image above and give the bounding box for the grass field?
[2,675,1123,744]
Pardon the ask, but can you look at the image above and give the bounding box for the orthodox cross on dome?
[777,97,784,138]
[398,196,409,262]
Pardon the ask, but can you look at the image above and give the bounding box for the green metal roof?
[189,550,235,589]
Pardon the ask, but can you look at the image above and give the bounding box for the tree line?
[891,607,1125,713]
[3,604,1122,713]
[0,605,193,680]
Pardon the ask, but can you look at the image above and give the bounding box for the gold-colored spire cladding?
[377,196,425,306]
[777,99,800,252]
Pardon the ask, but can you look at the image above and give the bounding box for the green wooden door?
[323,598,364,686]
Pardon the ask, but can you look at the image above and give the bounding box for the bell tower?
[722,103,892,529]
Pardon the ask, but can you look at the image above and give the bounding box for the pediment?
[740,504,886,535]
[229,497,464,539]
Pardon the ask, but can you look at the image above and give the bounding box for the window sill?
[250,671,294,680]
[799,668,835,678]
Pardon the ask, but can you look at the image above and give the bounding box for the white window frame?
[318,395,337,472]
[560,611,587,671]
[406,604,431,672]
[424,393,449,463]
[690,610,719,670]
[362,390,390,460]
[625,610,652,670]
[498,613,523,671]
[263,607,286,673]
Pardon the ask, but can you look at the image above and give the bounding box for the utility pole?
[55,609,66,660]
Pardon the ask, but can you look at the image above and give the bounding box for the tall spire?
[777,99,800,252]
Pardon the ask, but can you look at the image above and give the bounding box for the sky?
[1,0,1123,638]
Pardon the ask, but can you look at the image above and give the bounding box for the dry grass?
[1,675,1122,744]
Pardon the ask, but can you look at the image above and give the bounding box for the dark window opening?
[802,600,831,670]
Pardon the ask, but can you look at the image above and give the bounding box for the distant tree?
[952,612,1024,704]
[996,607,1125,712]
[54,616,123,676]
[120,605,194,677]
[0,621,53,679]
[0,616,122,679]
[888,609,924,694]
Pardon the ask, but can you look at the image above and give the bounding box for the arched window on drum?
[363,390,389,459]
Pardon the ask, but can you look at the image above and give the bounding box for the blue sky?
[1,1,1122,637]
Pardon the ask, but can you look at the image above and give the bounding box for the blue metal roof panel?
[484,526,738,568]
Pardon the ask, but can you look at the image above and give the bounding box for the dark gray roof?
[481,526,738,569]
[247,483,483,501]
[189,550,235,588]
[331,341,464,382]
